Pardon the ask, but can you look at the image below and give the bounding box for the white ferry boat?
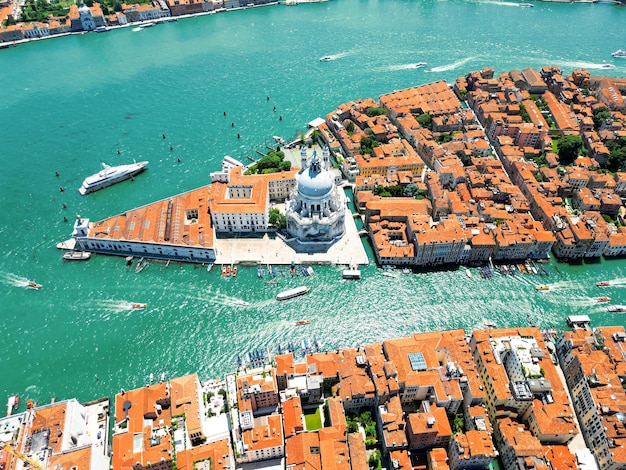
[612,50,626,58]
[276,286,310,301]
[79,161,148,195]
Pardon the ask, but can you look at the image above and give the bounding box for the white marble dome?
[297,159,334,198]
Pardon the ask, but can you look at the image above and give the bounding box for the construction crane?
[2,444,46,470]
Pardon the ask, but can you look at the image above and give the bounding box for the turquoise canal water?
[1,0,626,405]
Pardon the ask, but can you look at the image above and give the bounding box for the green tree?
[365,107,387,117]
[556,135,583,165]
[593,107,613,130]
[416,112,432,130]
[279,160,292,171]
[403,183,419,197]
[606,147,626,172]
[269,207,286,229]
[345,121,355,133]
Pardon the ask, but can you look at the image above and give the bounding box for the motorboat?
[79,161,148,195]
[130,303,147,310]
[276,286,310,301]
[63,251,91,261]
[414,62,427,68]
[535,285,550,291]
[382,271,398,278]
[483,320,497,328]
[600,64,616,70]
[596,281,610,287]
[611,50,626,58]
[272,135,286,145]
[465,269,472,279]
[319,55,333,62]
[6,394,18,416]
[27,281,42,289]
[295,319,311,326]
[95,26,108,32]
[608,305,626,313]
[597,297,611,303]
[342,268,361,280]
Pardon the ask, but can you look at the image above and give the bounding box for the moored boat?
[63,251,91,261]
[465,269,472,279]
[535,285,550,291]
[342,268,361,280]
[276,286,310,301]
[79,161,148,195]
[596,281,610,287]
[295,319,311,325]
[597,296,611,303]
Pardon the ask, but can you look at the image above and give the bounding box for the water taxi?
[596,281,610,287]
[608,305,626,313]
[27,281,42,289]
[131,303,147,310]
[276,286,309,301]
[535,285,550,291]
[597,297,611,303]
[63,251,91,261]
[295,319,311,326]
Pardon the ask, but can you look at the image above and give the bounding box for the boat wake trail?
[607,277,626,287]
[551,60,615,70]
[476,1,520,7]
[387,63,428,71]
[1,273,35,288]
[94,299,143,313]
[425,57,475,73]
[194,288,252,308]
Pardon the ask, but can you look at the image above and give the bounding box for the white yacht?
[612,50,626,58]
[276,286,309,301]
[79,161,148,195]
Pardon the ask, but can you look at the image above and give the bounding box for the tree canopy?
[245,150,290,175]
[556,135,583,165]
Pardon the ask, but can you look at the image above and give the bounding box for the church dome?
[297,160,334,198]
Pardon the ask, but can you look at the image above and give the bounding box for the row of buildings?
[0,0,276,44]
[314,67,626,267]
[4,323,626,469]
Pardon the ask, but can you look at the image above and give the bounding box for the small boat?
[319,55,333,62]
[276,286,310,301]
[140,21,156,28]
[414,61,427,68]
[402,268,411,274]
[27,281,42,289]
[382,271,398,278]
[272,135,286,145]
[465,269,472,279]
[483,320,497,328]
[233,300,249,307]
[232,265,238,277]
[597,297,611,303]
[612,50,626,58]
[135,257,147,273]
[596,281,610,287]
[600,64,616,69]
[295,319,311,326]
[130,303,147,310]
[608,305,626,313]
[95,25,108,32]
[342,268,361,280]
[63,251,91,261]
[6,394,18,416]
[519,2,533,6]
[536,285,550,291]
